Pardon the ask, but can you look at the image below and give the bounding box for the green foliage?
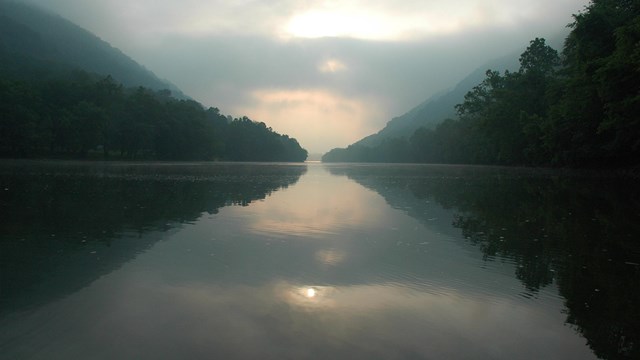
[0,73,307,161]
[519,37,560,76]
[0,1,290,161]
[0,1,185,95]
[225,117,307,162]
[325,2,640,168]
[551,0,640,166]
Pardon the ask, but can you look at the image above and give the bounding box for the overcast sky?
[23,0,589,153]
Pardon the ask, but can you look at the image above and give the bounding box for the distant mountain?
[355,53,520,148]
[0,1,185,97]
[350,32,571,150]
[0,1,308,161]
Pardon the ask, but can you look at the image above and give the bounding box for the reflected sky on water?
[1,161,638,359]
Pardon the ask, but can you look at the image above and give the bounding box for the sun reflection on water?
[281,284,337,309]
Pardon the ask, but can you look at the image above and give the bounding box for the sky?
[23,0,590,154]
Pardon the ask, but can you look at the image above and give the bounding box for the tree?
[70,101,107,157]
[546,0,640,166]
[519,38,560,77]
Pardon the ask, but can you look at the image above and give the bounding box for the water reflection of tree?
[328,165,640,360]
[0,162,306,314]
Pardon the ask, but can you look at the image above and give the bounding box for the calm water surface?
[1,161,639,359]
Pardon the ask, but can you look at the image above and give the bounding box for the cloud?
[46,0,586,42]
[318,59,347,73]
[22,1,587,41]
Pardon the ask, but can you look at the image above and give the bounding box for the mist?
[17,0,589,153]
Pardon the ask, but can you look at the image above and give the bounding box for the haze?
[21,0,589,154]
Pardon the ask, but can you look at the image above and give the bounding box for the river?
[1,160,638,359]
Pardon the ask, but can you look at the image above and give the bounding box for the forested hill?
[354,53,519,148]
[350,33,566,150]
[324,0,640,168]
[0,1,183,95]
[0,1,308,162]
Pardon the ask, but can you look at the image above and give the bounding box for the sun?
[280,3,479,41]
[306,288,317,298]
[284,10,396,40]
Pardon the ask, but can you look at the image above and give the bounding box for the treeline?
[324,0,640,167]
[0,72,307,161]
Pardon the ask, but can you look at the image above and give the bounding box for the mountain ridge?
[0,1,308,161]
[349,33,568,151]
[354,53,519,148]
[0,0,186,97]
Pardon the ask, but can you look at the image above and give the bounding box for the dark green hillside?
[0,1,184,95]
[355,54,519,148]
[355,34,566,150]
[0,75,307,161]
[324,0,640,168]
[0,1,308,161]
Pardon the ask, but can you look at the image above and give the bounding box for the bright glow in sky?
[237,89,382,152]
[22,0,590,154]
[318,59,348,73]
[281,1,515,40]
[285,10,404,40]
